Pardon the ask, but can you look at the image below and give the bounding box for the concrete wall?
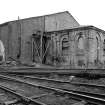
[87,29,105,68]
[48,27,105,68]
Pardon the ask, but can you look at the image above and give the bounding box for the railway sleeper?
[0,85,45,105]
[30,93,54,99]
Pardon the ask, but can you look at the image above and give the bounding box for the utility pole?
[17,16,21,59]
[40,16,45,64]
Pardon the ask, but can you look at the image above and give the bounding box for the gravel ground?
[6,74,105,95]
[0,78,54,98]
[0,77,82,105]
[71,77,105,85]
[35,94,80,105]
[14,75,105,95]
[0,88,21,105]
[2,74,105,104]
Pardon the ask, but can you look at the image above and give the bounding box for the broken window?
[78,36,84,50]
[62,37,69,55]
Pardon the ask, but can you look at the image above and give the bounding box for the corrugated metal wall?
[0,11,79,63]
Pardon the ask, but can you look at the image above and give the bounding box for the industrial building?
[0,11,105,69]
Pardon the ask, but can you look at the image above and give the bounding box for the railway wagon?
[43,26,105,69]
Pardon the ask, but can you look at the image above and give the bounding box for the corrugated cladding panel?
[45,11,79,32]
[0,11,80,63]
[20,17,45,63]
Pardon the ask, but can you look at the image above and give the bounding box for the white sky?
[0,0,105,30]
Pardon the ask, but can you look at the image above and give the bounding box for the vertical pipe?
[31,36,34,62]
[86,30,90,69]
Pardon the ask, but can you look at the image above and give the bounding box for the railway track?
[0,74,83,105]
[0,84,46,105]
[0,74,105,104]
[1,66,105,77]
[7,74,105,94]
[23,75,105,88]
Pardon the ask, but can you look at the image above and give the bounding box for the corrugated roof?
[45,25,105,34]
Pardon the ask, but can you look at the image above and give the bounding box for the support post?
[40,32,43,64]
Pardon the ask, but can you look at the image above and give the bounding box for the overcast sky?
[0,0,105,30]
